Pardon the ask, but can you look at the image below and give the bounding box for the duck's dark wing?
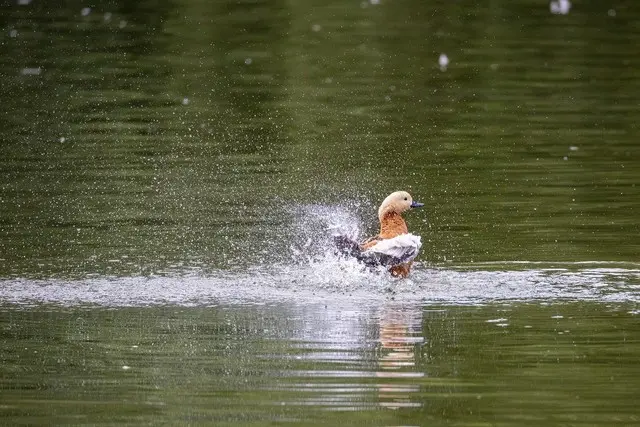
[333,235,362,259]
[333,235,407,267]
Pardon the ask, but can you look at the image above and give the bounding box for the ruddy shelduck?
[334,191,423,278]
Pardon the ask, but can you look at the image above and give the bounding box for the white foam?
[0,264,637,308]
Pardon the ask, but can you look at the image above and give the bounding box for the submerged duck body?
[334,191,423,278]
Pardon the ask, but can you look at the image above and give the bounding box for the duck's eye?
[404,197,408,201]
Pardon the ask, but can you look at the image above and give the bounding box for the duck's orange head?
[378,191,424,221]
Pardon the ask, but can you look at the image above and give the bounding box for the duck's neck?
[379,212,408,238]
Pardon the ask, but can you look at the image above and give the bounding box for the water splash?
[287,203,364,262]
[1,204,638,308]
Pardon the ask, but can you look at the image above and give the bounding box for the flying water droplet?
[438,53,449,71]
[20,67,42,76]
[550,0,571,15]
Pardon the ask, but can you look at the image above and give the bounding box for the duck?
[334,191,423,278]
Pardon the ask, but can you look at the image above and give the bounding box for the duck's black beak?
[410,200,424,208]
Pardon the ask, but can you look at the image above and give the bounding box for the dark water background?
[1,0,639,425]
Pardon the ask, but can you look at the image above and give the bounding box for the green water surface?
[1,0,639,425]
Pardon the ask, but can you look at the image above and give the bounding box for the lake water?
[1,0,639,425]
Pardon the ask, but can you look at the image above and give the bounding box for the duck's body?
[334,191,423,278]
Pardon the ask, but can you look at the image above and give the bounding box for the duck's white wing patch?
[364,233,422,264]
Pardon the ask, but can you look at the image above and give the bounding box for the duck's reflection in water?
[271,302,431,412]
[376,303,424,409]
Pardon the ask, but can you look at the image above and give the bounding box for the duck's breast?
[379,213,409,238]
